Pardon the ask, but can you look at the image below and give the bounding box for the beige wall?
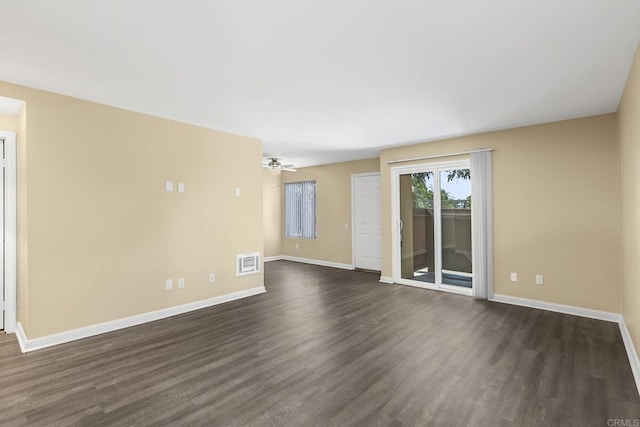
[263,170,282,257]
[281,158,380,266]
[0,80,264,339]
[381,114,621,313]
[0,113,19,132]
[618,45,640,356]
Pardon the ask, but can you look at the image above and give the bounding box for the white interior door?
[353,173,381,271]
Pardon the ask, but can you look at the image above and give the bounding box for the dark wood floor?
[1,261,639,426]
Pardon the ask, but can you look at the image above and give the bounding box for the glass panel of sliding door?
[400,172,436,284]
[439,169,472,289]
[397,165,473,293]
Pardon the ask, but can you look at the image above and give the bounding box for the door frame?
[391,160,472,296]
[351,172,381,270]
[0,131,17,333]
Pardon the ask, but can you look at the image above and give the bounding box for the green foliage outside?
[411,170,471,209]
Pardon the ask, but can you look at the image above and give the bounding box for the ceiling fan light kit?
[263,158,297,175]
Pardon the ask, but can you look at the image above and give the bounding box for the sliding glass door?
[395,161,473,295]
[440,169,472,289]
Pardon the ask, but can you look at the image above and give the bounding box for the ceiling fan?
[262,158,296,175]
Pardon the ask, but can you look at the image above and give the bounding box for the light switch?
[177,182,185,193]
[165,181,173,192]
[178,278,185,288]
[234,187,241,197]
[165,279,173,290]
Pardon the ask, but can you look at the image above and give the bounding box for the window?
[284,181,316,239]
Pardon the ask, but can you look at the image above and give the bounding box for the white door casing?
[0,131,17,333]
[352,173,381,271]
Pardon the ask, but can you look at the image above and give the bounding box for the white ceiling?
[1,1,639,167]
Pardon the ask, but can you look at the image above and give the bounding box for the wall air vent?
[236,253,260,277]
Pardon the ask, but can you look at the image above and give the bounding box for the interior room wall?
[281,158,380,266]
[263,170,282,258]
[0,113,18,132]
[0,80,264,339]
[380,114,621,313]
[618,43,640,355]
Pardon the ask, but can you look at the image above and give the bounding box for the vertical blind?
[470,150,493,299]
[284,181,316,239]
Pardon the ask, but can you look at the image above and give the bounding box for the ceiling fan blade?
[262,165,271,169]
[281,167,297,172]
[282,164,295,168]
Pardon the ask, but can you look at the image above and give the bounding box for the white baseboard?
[619,317,640,396]
[264,255,283,262]
[15,323,28,353]
[279,255,354,270]
[489,294,622,322]
[379,276,394,284]
[14,286,266,353]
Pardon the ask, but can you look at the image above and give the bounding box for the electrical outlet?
[165,279,173,290]
[535,275,544,285]
[209,273,215,283]
[177,182,185,193]
[178,278,185,288]
[510,272,518,282]
[165,181,173,192]
[295,243,299,250]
